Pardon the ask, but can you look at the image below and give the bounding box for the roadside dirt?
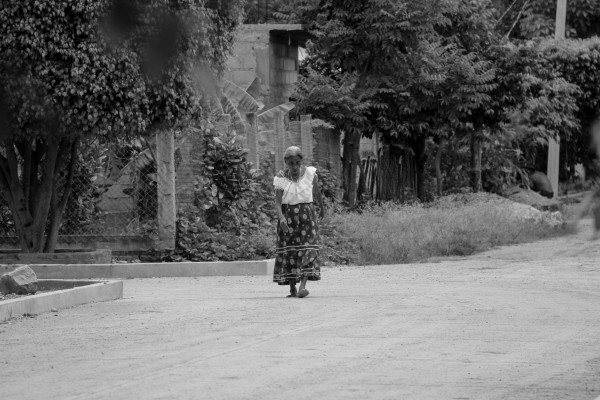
[0,220,599,400]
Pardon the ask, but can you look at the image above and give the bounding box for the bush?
[168,209,274,261]
[168,121,276,261]
[195,126,274,234]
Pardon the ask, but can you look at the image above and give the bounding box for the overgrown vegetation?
[328,194,569,265]
[163,119,570,265]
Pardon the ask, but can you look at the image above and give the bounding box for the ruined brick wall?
[225,24,303,110]
[268,35,298,109]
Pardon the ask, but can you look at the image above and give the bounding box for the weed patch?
[328,194,570,265]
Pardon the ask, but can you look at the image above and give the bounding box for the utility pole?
[548,0,567,198]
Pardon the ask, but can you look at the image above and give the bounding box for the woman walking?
[273,146,326,298]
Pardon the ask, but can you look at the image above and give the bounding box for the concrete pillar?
[555,0,567,38]
[547,138,560,197]
[156,129,176,250]
[273,110,285,173]
[547,0,567,198]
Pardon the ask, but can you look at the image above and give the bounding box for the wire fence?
[0,141,159,240]
[0,114,341,249]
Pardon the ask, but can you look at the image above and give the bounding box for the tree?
[480,40,579,191]
[0,0,244,252]
[537,37,600,179]
[299,0,450,206]
[297,0,582,201]
[298,0,504,200]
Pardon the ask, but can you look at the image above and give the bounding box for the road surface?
[1,220,599,400]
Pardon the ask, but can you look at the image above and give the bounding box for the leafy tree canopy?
[0,0,244,252]
[0,0,244,143]
[537,37,600,172]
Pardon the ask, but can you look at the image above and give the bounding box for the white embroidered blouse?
[273,166,317,205]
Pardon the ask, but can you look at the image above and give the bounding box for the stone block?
[240,54,257,70]
[236,27,270,43]
[226,57,242,70]
[255,47,270,85]
[0,265,38,295]
[232,70,256,87]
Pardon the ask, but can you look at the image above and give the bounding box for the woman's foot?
[297,289,309,298]
[287,286,297,297]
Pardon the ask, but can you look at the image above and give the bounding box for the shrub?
[195,126,274,234]
[169,208,274,261]
[169,121,276,261]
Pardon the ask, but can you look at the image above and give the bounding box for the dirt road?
[1,221,600,400]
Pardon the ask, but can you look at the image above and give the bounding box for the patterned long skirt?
[273,202,321,285]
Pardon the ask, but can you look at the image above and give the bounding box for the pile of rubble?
[503,186,564,227]
[432,189,565,227]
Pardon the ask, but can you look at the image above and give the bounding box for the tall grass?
[329,200,569,265]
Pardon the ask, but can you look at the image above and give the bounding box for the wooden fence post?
[156,129,176,250]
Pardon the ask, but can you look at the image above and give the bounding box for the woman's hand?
[279,219,290,234]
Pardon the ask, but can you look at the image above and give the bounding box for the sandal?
[297,289,309,298]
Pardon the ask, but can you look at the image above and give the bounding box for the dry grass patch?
[328,193,570,265]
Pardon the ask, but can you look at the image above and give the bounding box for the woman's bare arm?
[275,188,289,232]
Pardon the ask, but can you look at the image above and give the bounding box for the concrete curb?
[0,280,123,323]
[29,259,276,279]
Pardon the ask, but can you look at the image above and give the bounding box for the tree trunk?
[341,134,349,202]
[377,145,391,201]
[44,139,79,253]
[470,132,482,192]
[414,136,427,201]
[0,139,73,253]
[343,129,361,208]
[435,139,446,196]
[357,159,366,202]
[377,144,404,201]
